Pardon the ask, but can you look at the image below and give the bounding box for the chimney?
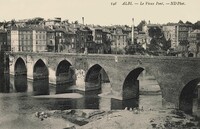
[82,17,84,25]
[131,18,134,44]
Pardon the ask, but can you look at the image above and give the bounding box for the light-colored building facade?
[10,28,19,52]
[9,26,47,52]
[32,27,47,52]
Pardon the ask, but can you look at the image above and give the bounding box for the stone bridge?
[6,52,200,113]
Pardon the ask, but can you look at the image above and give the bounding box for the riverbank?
[36,108,200,129]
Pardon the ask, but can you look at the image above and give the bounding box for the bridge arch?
[55,60,74,93]
[122,67,162,100]
[15,57,27,73]
[179,78,200,114]
[14,57,27,69]
[56,60,72,76]
[33,59,49,77]
[14,57,27,92]
[123,67,144,100]
[85,64,110,93]
[33,59,49,95]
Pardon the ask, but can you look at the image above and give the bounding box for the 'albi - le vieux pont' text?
[111,1,185,6]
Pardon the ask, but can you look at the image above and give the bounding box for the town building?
[0,30,9,51]
[102,28,112,54]
[163,23,192,49]
[46,28,55,52]
[136,31,148,49]
[72,24,89,53]
[163,24,178,49]
[65,31,76,53]
[9,26,47,52]
[32,26,47,52]
[15,19,29,27]
[111,26,128,54]
[45,18,61,27]
[84,27,94,53]
[9,27,19,52]
[89,26,104,53]
[54,27,65,52]
[18,27,33,52]
[188,29,200,57]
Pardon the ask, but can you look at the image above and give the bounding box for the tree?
[148,26,162,38]
[193,21,200,30]
[178,20,184,24]
[185,21,193,25]
[148,38,160,51]
[147,26,170,55]
[125,43,145,55]
[74,21,79,24]
[11,19,16,26]
[137,20,146,31]
[162,39,171,51]
[103,38,111,54]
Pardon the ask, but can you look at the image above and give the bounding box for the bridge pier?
[9,60,15,75]
[27,60,34,80]
[0,52,10,93]
[49,67,56,84]
[123,80,139,100]
[75,69,86,91]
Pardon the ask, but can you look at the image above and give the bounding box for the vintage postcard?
[0,0,200,128]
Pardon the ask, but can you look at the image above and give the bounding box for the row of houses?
[0,17,134,54]
[6,25,109,54]
[0,17,200,56]
[161,23,200,57]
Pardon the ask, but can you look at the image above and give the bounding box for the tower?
[131,18,134,44]
[82,17,84,25]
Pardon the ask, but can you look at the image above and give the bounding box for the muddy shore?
[34,108,200,129]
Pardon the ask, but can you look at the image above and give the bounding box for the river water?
[0,73,199,128]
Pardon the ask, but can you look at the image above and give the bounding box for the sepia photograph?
[0,0,200,128]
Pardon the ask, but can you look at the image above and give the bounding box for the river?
[0,72,199,128]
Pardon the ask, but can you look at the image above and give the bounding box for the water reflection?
[14,75,27,92]
[0,73,10,93]
[1,75,141,111]
[33,78,49,95]
[111,98,139,110]
[55,82,74,94]
[0,74,170,111]
[0,74,143,111]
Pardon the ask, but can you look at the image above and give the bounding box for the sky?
[0,0,199,26]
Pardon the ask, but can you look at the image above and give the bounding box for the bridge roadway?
[6,52,200,113]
